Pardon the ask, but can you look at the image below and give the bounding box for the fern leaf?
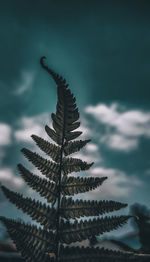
[60,216,131,244]
[0,217,54,262]
[60,246,140,262]
[18,164,58,205]
[64,139,91,156]
[62,157,93,175]
[64,121,80,132]
[65,131,82,141]
[31,134,61,162]
[1,186,57,229]
[40,56,67,86]
[51,112,81,136]
[40,57,83,146]
[60,197,127,219]
[61,176,107,195]
[108,239,136,253]
[45,124,63,145]
[21,148,59,182]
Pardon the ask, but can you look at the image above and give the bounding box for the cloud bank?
[0,101,148,202]
[0,123,11,146]
[89,167,141,198]
[85,103,150,151]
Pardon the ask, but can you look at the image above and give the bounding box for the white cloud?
[73,152,100,164]
[77,123,92,138]
[114,111,150,137]
[14,71,35,95]
[100,134,138,151]
[89,167,141,198]
[85,103,150,151]
[14,113,50,143]
[86,143,98,152]
[0,168,24,190]
[0,123,11,146]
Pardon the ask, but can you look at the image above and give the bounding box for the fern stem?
[55,143,64,261]
[55,96,67,262]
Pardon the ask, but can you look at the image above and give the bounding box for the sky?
[0,0,150,242]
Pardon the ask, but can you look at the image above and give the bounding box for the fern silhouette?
[1,57,147,262]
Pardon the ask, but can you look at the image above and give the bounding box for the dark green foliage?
[31,135,61,162]
[0,57,136,262]
[59,216,131,244]
[59,246,149,262]
[0,217,54,262]
[21,148,59,182]
[18,164,58,204]
[62,157,93,175]
[60,197,127,219]
[61,176,107,195]
[1,186,57,229]
[63,139,91,156]
[108,239,136,253]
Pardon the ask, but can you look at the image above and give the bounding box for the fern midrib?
[61,203,123,211]
[55,88,68,262]
[60,206,105,212]
[61,182,99,188]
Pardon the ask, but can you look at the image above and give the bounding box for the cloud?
[0,123,11,146]
[0,168,24,190]
[73,152,100,164]
[77,118,92,139]
[100,134,138,151]
[13,71,35,95]
[85,104,119,125]
[14,113,50,143]
[88,167,141,198]
[0,109,142,202]
[85,103,150,151]
[86,143,98,152]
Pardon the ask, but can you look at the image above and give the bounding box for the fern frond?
[40,57,83,146]
[45,125,63,145]
[0,58,132,262]
[21,148,59,182]
[31,134,61,162]
[65,130,82,141]
[61,176,107,195]
[59,246,140,262]
[1,186,57,229]
[60,197,127,219]
[109,239,137,253]
[64,139,91,156]
[19,245,50,262]
[40,56,67,86]
[62,157,93,175]
[18,164,58,205]
[0,216,54,262]
[60,216,131,244]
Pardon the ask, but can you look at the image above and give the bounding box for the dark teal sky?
[0,0,150,240]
